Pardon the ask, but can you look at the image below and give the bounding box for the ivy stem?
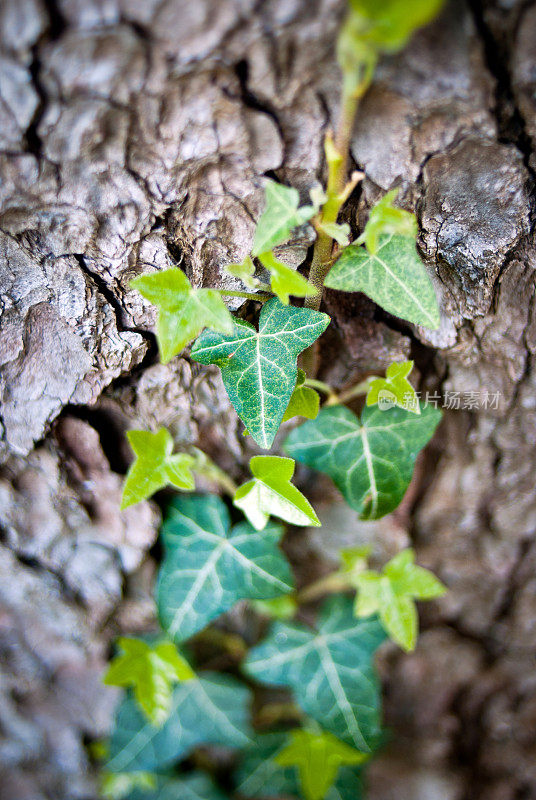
[304,377,339,405]
[298,571,352,603]
[190,448,238,496]
[325,377,378,406]
[218,288,272,302]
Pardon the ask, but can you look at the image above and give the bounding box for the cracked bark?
[0,1,535,799]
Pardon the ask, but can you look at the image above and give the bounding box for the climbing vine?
[99,2,447,799]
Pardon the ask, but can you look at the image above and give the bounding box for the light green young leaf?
[121,429,195,510]
[243,596,385,752]
[352,549,446,651]
[339,545,373,578]
[191,298,330,449]
[235,732,364,800]
[346,0,444,53]
[358,190,417,254]
[258,251,318,305]
[366,360,419,414]
[234,456,320,531]
[107,673,252,773]
[275,729,367,800]
[318,221,351,247]
[157,494,294,642]
[225,256,259,290]
[283,369,320,423]
[252,179,315,256]
[130,267,234,363]
[284,404,441,520]
[100,771,156,800]
[125,774,228,800]
[103,638,195,726]
[325,234,440,329]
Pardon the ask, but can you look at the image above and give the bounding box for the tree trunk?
[0,1,535,798]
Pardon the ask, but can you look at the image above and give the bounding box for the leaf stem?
[190,448,238,496]
[218,289,272,302]
[326,377,377,406]
[298,571,353,603]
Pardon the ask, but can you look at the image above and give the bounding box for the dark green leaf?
[285,404,441,519]
[125,773,228,800]
[107,673,252,773]
[157,495,294,642]
[191,298,330,449]
[243,597,385,752]
[324,234,440,330]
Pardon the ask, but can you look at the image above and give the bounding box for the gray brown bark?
[0,1,535,798]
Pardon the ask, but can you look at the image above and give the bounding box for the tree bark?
[0,1,535,798]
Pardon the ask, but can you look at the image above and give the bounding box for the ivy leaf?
[121,429,195,509]
[357,190,417,254]
[345,0,444,53]
[234,456,320,531]
[191,298,330,449]
[118,773,228,800]
[275,730,367,800]
[258,251,318,305]
[157,494,294,642]
[106,673,252,773]
[353,549,446,651]
[284,404,441,520]
[100,771,156,800]
[130,267,234,363]
[243,596,385,752]
[225,256,259,290]
[318,221,351,247]
[103,638,195,726]
[252,180,315,256]
[283,369,320,423]
[324,234,440,330]
[236,732,364,800]
[366,360,419,414]
[339,545,373,578]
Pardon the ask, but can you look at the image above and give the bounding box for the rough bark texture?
[0,1,535,799]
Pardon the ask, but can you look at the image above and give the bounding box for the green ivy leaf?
[366,360,419,414]
[100,771,156,800]
[284,404,441,520]
[130,267,234,363]
[236,732,364,800]
[283,369,320,423]
[353,549,446,651]
[120,773,228,800]
[258,251,318,305]
[346,0,444,53]
[225,256,259,290]
[157,494,294,642]
[275,729,367,800]
[121,429,195,510]
[324,234,440,330]
[103,638,195,726]
[243,596,385,752]
[252,180,315,256]
[357,190,417,254]
[318,221,351,247]
[190,298,330,449]
[339,545,373,578]
[107,673,252,773]
[234,456,320,531]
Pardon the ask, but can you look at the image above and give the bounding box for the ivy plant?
[101,1,449,798]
